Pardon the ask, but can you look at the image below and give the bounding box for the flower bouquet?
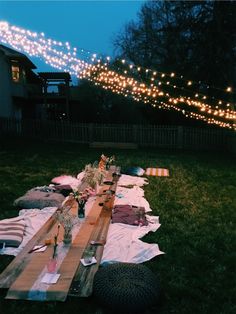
[56,210,77,244]
[82,163,106,189]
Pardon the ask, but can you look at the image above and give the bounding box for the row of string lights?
[0,21,235,129]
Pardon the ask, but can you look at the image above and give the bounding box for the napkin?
[41,272,61,284]
[32,245,47,252]
[80,257,97,266]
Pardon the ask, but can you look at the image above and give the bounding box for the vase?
[63,231,72,245]
[77,199,86,218]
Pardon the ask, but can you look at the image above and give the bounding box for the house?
[0,44,43,119]
[0,44,81,121]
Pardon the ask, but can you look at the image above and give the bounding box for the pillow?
[51,175,80,190]
[121,167,145,176]
[14,188,65,209]
[0,216,25,247]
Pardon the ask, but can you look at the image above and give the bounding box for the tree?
[70,80,147,124]
[113,0,236,105]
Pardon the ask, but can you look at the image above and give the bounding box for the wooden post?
[177,126,183,150]
[89,123,94,143]
[133,124,138,144]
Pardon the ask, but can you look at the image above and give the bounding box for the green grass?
[0,137,235,314]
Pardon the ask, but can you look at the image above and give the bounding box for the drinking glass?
[83,249,94,264]
[47,257,57,273]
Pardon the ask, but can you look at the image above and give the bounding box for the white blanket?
[101,215,164,264]
[1,173,164,263]
[118,174,148,187]
[115,185,152,212]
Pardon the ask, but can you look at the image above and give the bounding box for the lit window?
[11,63,20,82]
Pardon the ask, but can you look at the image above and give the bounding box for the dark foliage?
[72,1,236,126]
[113,0,236,93]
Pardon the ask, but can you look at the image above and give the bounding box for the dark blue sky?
[0,0,144,72]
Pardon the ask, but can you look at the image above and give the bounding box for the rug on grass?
[145,168,169,177]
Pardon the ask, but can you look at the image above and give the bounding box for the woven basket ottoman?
[93,262,160,313]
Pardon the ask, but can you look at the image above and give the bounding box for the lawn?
[0,137,235,314]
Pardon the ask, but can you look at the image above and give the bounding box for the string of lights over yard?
[0,21,235,130]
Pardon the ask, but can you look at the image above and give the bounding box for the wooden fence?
[0,117,235,154]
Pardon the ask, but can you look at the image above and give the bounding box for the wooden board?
[69,179,118,297]
[0,213,57,289]
[1,166,118,301]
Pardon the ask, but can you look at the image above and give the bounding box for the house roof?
[0,44,37,69]
[38,72,71,81]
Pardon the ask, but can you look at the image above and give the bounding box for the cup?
[47,257,57,273]
[116,166,121,175]
[44,231,54,245]
[44,237,52,245]
[0,242,6,254]
[83,249,94,264]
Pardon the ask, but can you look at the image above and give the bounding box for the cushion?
[121,167,145,176]
[14,188,65,209]
[145,168,169,176]
[112,205,148,226]
[51,175,80,190]
[93,263,160,313]
[53,184,73,197]
[0,216,25,247]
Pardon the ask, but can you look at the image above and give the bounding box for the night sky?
[0,0,144,72]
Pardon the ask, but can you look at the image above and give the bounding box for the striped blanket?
[0,216,25,247]
[145,168,169,177]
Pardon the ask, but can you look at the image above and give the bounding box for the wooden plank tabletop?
[1,166,118,301]
[69,178,118,297]
[0,212,57,289]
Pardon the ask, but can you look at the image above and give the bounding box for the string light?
[0,20,235,130]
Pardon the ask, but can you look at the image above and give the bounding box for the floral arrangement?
[106,155,115,168]
[82,163,106,189]
[73,187,96,200]
[72,186,97,218]
[56,210,77,240]
[98,154,115,170]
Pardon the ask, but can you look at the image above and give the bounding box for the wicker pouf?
[93,263,160,313]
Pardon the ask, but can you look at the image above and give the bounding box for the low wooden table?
[0,166,119,301]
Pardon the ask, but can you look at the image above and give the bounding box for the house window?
[11,62,20,82]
